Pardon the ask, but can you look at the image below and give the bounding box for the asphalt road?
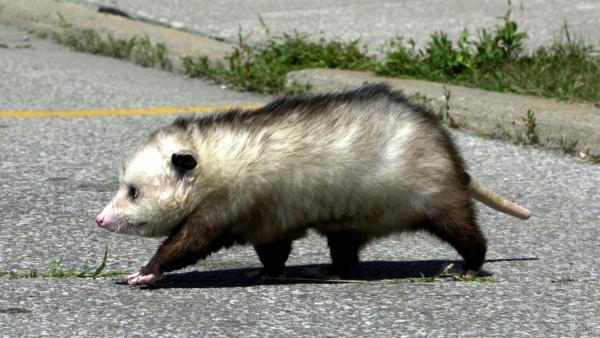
[1,23,600,337]
[71,0,600,52]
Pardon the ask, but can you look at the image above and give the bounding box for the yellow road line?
[0,104,263,118]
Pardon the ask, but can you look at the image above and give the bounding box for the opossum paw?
[127,273,163,286]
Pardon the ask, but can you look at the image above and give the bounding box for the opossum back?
[163,84,470,234]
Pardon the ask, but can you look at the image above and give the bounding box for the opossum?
[95,84,531,286]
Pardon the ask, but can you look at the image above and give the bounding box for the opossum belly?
[242,222,308,246]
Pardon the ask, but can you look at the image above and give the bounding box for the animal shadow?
[128,257,537,289]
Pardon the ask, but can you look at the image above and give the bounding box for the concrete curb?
[0,0,234,69]
[288,69,600,157]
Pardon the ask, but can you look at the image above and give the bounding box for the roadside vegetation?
[181,19,600,105]
[183,31,374,93]
[52,25,172,70]
[51,18,599,104]
[377,21,599,105]
[0,248,128,279]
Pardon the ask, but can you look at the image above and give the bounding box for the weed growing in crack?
[377,19,600,105]
[437,86,462,128]
[0,247,128,279]
[53,27,172,70]
[51,16,600,105]
[183,31,374,93]
[558,135,579,155]
[407,263,495,283]
[519,109,540,145]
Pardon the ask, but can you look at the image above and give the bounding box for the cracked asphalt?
[1,23,599,337]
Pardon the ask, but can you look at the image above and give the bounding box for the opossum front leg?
[128,219,228,286]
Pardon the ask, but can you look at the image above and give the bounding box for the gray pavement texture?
[72,0,600,53]
[0,23,263,111]
[1,24,600,337]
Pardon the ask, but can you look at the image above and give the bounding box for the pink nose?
[96,214,106,227]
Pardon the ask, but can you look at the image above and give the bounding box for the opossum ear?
[171,150,197,172]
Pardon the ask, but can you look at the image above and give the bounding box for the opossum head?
[96,134,200,237]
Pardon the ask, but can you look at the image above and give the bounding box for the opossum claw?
[123,272,140,282]
[127,272,163,286]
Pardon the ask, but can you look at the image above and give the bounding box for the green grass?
[406,263,496,284]
[53,28,172,70]
[558,135,579,155]
[406,273,495,284]
[183,32,375,93]
[0,247,128,279]
[51,19,600,104]
[182,19,600,103]
[409,89,464,129]
[377,21,600,105]
[517,109,540,145]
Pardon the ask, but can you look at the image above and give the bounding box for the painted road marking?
[0,104,263,118]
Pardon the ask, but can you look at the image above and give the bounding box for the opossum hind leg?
[254,239,293,277]
[426,207,487,272]
[326,231,369,277]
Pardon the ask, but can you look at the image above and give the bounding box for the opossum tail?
[468,177,532,220]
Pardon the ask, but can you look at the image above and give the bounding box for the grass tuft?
[407,263,496,283]
[50,19,600,105]
[558,134,579,155]
[183,32,374,93]
[182,18,600,105]
[377,20,600,105]
[518,109,540,145]
[0,247,128,279]
[53,28,172,70]
[409,89,462,128]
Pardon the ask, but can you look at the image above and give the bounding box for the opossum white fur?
[96,84,531,285]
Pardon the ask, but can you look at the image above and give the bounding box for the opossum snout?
[96,213,110,228]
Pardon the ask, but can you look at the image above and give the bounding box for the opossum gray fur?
[96,84,531,285]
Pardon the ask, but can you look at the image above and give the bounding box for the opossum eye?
[128,186,139,200]
[171,151,197,172]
